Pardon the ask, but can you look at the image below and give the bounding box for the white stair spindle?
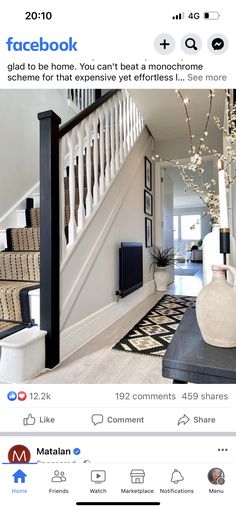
[136,104,139,136]
[138,110,142,134]
[67,129,77,247]
[104,103,110,186]
[58,90,144,267]
[110,99,115,179]
[85,118,93,217]
[114,96,119,172]
[77,121,86,230]
[119,93,124,164]
[92,113,99,206]
[133,101,137,141]
[99,108,105,196]
[126,93,130,152]
[129,96,134,147]
[123,91,128,158]
[59,136,67,261]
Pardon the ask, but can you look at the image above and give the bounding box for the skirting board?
[60,279,155,361]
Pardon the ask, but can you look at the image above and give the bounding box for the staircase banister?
[59,89,120,138]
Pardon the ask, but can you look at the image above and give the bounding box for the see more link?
[6,36,78,52]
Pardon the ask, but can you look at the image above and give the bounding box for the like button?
[23,414,36,426]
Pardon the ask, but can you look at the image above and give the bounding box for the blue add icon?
[13,469,27,484]
[7,391,17,401]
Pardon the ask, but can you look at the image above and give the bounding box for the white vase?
[202,224,223,285]
[154,267,169,291]
[196,264,236,347]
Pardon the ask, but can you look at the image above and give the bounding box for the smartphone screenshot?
[0,1,236,508]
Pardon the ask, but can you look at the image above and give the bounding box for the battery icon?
[204,11,220,19]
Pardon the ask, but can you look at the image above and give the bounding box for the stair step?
[0,230,7,251]
[0,320,27,340]
[25,208,40,228]
[0,280,39,322]
[0,252,40,281]
[30,192,40,208]
[6,227,40,251]
[28,287,40,326]
[16,209,27,228]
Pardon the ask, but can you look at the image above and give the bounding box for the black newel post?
[38,110,61,368]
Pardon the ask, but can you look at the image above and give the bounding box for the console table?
[162,308,236,384]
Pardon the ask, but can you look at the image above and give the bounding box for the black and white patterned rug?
[112,294,196,358]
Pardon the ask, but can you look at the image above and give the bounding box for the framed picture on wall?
[145,218,152,248]
[145,156,152,191]
[144,190,153,216]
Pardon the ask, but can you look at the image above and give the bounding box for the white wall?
[157,131,223,161]
[0,90,76,217]
[61,128,155,328]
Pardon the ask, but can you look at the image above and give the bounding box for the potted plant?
[149,246,176,291]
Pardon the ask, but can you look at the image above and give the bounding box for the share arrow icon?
[177,414,190,426]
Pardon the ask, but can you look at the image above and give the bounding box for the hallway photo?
[0,88,236,384]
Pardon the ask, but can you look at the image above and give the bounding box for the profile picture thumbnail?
[208,468,225,485]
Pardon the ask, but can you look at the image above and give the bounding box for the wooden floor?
[32,263,203,384]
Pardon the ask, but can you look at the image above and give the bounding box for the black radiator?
[119,242,143,298]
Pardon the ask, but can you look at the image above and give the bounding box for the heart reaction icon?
[18,392,27,401]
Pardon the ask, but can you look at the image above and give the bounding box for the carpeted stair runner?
[0,211,40,338]
[0,319,27,340]
[0,280,39,322]
[0,252,40,281]
[6,227,40,251]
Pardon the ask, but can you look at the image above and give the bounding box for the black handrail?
[59,89,120,139]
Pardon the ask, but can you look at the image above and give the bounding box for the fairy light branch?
[153,89,235,224]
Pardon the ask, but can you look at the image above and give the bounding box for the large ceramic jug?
[196,264,236,348]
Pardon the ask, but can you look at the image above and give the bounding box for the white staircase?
[0,88,151,382]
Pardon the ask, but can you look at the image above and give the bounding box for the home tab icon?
[130,469,145,484]
[13,469,27,484]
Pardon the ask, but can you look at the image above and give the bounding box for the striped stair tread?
[0,252,40,281]
[6,227,40,251]
[0,280,39,322]
[0,319,27,340]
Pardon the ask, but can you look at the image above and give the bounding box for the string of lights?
[152,89,235,223]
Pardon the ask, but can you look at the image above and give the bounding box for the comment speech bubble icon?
[91,414,104,426]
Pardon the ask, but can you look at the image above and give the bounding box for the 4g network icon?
[7,391,27,402]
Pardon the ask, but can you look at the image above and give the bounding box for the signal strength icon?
[172,12,184,20]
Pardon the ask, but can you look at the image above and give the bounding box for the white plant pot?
[154,267,169,291]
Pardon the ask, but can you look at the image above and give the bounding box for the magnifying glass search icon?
[185,37,198,50]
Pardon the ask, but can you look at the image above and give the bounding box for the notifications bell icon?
[171,469,184,484]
